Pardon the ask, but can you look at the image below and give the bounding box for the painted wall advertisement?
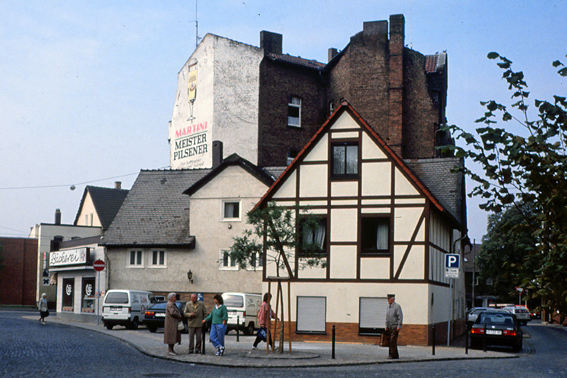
[171,68,212,169]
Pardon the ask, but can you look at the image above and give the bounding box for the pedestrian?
[252,293,275,350]
[38,293,48,325]
[385,294,403,359]
[164,292,182,355]
[183,293,208,354]
[202,294,228,356]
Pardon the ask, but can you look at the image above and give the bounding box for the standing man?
[385,294,403,359]
[183,293,208,354]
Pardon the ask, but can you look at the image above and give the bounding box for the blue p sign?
[445,254,460,269]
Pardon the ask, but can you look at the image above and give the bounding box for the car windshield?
[478,312,515,326]
[105,292,128,304]
[223,295,244,307]
[149,302,167,310]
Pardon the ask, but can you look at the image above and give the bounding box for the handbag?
[257,327,267,341]
[178,321,185,331]
[45,310,50,317]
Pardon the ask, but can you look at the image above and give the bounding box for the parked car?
[467,307,489,327]
[102,290,156,330]
[222,292,262,335]
[470,310,523,352]
[503,306,531,325]
[144,301,187,333]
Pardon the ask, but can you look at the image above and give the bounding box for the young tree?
[229,202,326,351]
[442,53,567,316]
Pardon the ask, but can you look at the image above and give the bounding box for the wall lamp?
[187,270,194,284]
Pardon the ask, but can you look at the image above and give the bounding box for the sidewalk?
[29,315,518,367]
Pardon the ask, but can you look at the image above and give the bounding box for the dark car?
[466,307,489,327]
[144,301,187,333]
[470,310,523,352]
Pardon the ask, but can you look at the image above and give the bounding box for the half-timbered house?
[256,102,467,345]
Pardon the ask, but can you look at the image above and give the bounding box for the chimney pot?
[115,181,122,190]
[55,209,61,225]
[212,141,223,168]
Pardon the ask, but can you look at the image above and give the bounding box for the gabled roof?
[256,101,463,227]
[101,169,211,247]
[183,153,278,196]
[73,186,129,230]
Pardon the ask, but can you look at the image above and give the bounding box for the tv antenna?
[194,0,201,49]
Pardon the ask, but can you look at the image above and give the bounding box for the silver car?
[503,306,531,325]
[467,307,490,327]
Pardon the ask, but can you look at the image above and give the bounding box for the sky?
[1,0,566,243]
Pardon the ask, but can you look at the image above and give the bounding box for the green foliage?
[229,202,326,277]
[439,53,567,315]
[477,204,538,302]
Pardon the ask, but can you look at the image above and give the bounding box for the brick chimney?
[388,14,405,157]
[212,140,223,168]
[260,31,282,55]
[114,181,122,190]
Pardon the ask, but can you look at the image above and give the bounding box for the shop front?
[49,243,107,324]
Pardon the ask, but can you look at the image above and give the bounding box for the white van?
[102,290,155,330]
[222,292,262,335]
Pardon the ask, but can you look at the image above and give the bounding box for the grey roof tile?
[101,169,210,247]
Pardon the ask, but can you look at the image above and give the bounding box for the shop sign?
[50,248,89,267]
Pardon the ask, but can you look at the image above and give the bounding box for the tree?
[441,53,567,317]
[476,204,538,303]
[229,202,326,351]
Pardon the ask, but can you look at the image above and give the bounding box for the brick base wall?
[267,320,465,346]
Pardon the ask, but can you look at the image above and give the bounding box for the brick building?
[170,14,452,169]
[0,237,38,306]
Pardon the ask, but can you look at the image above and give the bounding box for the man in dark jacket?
[385,294,403,359]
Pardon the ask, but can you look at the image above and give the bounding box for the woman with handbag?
[38,293,49,325]
[252,293,275,350]
[164,292,182,355]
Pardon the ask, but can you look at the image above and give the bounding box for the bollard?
[432,324,436,356]
[465,323,469,354]
[483,323,487,352]
[332,325,336,359]
[236,316,240,342]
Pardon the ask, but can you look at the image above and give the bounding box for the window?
[81,277,96,313]
[129,250,143,267]
[296,296,326,333]
[300,217,327,256]
[246,252,263,270]
[151,250,166,267]
[219,250,238,270]
[332,143,358,177]
[361,217,390,254]
[287,96,301,127]
[62,278,74,312]
[223,201,240,220]
[287,149,298,165]
[359,297,388,335]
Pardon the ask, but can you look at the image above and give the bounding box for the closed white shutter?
[359,297,388,329]
[296,296,326,333]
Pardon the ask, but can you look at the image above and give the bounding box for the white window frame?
[150,250,166,268]
[246,252,263,271]
[287,96,301,128]
[222,200,241,221]
[128,250,144,268]
[219,249,238,271]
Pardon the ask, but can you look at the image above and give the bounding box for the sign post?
[445,254,460,346]
[93,260,106,326]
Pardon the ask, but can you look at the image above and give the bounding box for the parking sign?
[445,254,460,278]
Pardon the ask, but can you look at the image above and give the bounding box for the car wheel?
[105,324,114,330]
[245,323,255,335]
[147,326,157,333]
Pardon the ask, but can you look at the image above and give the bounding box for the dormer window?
[287,96,301,127]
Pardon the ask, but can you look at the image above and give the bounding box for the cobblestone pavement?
[3,310,565,377]
[12,310,518,368]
